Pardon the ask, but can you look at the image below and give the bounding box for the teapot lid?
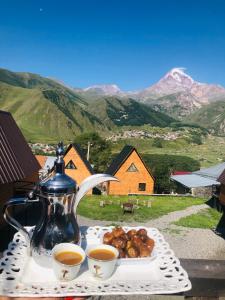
[39,142,76,195]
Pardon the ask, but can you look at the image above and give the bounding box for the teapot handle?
[3,197,39,245]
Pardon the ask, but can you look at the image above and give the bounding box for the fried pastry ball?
[112,227,125,238]
[112,237,126,249]
[125,240,133,251]
[120,233,129,242]
[103,227,155,259]
[139,235,147,243]
[127,246,139,258]
[118,248,126,258]
[103,232,114,245]
[139,245,151,257]
[137,228,148,237]
[131,235,144,248]
[145,237,155,250]
[127,229,137,239]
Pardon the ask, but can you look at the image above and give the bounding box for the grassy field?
[173,208,222,229]
[77,195,206,223]
[112,134,225,168]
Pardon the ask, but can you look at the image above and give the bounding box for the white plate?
[93,226,157,265]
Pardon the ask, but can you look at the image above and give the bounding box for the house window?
[65,160,77,169]
[138,183,146,191]
[126,163,138,172]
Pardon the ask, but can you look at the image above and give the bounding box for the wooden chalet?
[106,145,154,195]
[0,110,40,201]
[64,144,94,194]
[0,110,41,250]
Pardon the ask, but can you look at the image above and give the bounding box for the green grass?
[173,208,222,229]
[112,134,225,168]
[77,195,206,223]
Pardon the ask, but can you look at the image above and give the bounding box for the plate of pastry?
[100,227,157,265]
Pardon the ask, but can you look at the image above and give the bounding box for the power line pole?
[87,141,91,161]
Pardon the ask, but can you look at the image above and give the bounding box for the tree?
[73,132,112,173]
[143,154,200,193]
[152,138,163,148]
[190,133,203,145]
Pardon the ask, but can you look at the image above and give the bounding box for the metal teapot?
[3,142,117,267]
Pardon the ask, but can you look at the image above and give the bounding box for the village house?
[171,163,224,196]
[106,145,154,195]
[0,110,40,250]
[64,144,94,194]
[35,154,56,180]
[218,169,225,205]
[212,168,225,235]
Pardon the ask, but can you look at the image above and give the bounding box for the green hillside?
[0,82,103,142]
[187,99,225,136]
[0,68,86,104]
[87,97,175,128]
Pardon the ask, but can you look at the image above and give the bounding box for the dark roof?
[106,145,153,179]
[64,143,94,174]
[218,169,225,185]
[106,145,134,175]
[0,110,41,184]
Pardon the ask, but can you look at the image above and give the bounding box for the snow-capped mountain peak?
[140,67,197,98]
[163,67,194,84]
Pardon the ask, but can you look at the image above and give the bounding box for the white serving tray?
[0,226,191,297]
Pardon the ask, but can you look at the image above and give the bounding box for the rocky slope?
[186,99,225,135]
[135,68,225,118]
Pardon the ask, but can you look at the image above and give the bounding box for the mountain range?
[0,68,176,142]
[0,67,225,141]
[79,68,225,119]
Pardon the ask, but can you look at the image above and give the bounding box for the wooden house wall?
[23,171,40,183]
[107,150,154,195]
[64,147,92,194]
[219,184,225,205]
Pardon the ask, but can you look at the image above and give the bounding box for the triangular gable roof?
[0,110,41,184]
[35,155,48,169]
[64,143,94,174]
[106,145,153,179]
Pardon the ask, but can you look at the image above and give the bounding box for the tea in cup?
[86,244,119,280]
[52,243,85,281]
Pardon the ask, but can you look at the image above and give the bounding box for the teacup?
[52,243,85,281]
[86,244,119,280]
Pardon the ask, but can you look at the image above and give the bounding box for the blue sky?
[0,0,225,90]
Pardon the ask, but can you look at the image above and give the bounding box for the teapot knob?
[56,141,64,157]
[28,191,35,200]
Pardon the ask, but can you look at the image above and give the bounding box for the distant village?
[29,143,57,155]
[107,129,180,142]
[28,130,180,155]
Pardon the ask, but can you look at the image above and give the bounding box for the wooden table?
[181,258,225,298]
[122,202,134,214]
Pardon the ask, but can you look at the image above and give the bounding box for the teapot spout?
[74,174,118,213]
